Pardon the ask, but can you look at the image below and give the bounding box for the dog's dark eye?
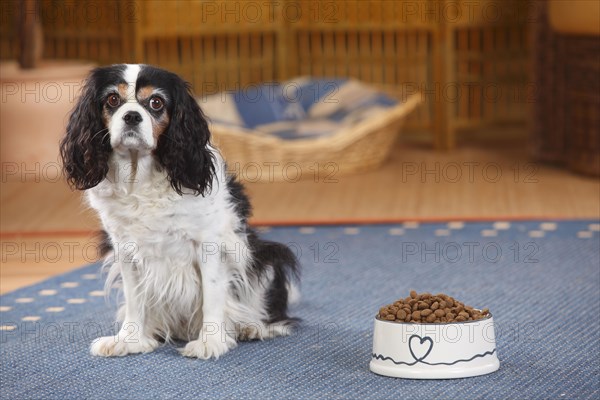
[149,96,164,111]
[106,94,120,108]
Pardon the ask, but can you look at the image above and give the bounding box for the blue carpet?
[1,220,599,399]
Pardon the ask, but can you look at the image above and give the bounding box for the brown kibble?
[378,292,490,324]
[434,309,446,318]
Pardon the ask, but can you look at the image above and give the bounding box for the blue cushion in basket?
[198,77,398,140]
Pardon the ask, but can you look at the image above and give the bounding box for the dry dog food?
[377,291,490,323]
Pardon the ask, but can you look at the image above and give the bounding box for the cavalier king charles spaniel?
[60,64,300,359]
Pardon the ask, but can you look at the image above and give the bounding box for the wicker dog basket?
[209,94,420,182]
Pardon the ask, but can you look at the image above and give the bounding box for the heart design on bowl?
[408,335,433,362]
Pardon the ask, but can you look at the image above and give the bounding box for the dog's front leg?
[90,260,159,357]
[180,243,237,359]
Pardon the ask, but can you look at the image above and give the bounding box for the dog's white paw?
[90,335,159,357]
[179,334,237,359]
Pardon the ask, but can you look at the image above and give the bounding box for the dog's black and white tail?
[226,173,301,329]
[247,232,301,324]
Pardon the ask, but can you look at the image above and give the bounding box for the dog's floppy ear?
[154,75,215,196]
[60,69,112,190]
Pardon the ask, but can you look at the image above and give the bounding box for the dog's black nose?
[123,111,142,126]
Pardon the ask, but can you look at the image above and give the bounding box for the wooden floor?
[2,141,599,294]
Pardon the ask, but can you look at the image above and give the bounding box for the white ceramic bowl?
[370,313,500,379]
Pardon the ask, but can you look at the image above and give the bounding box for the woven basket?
[210,94,421,182]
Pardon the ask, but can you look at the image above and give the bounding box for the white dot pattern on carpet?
[343,227,360,235]
[528,230,545,238]
[39,289,57,296]
[447,221,464,229]
[22,316,40,322]
[61,282,79,288]
[481,229,497,237]
[403,221,419,229]
[67,298,86,304]
[493,222,511,230]
[589,223,600,232]
[540,222,557,231]
[81,274,98,280]
[388,228,405,236]
[0,306,12,312]
[15,298,34,303]
[434,229,450,237]
[45,307,64,313]
[0,325,16,331]
[89,291,105,297]
[299,227,315,234]
[577,231,593,239]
